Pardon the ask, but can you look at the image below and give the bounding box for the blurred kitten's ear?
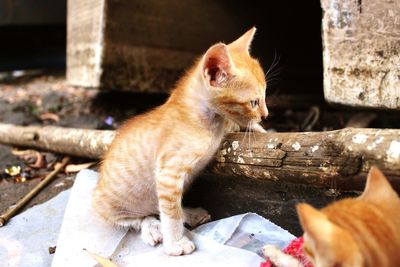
[360,166,399,205]
[228,27,256,53]
[297,203,363,266]
[297,203,334,244]
[202,43,233,87]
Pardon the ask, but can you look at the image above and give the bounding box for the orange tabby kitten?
[264,166,400,267]
[92,28,269,256]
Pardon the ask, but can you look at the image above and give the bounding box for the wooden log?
[321,0,400,109]
[0,124,115,159]
[0,123,399,190]
[211,129,400,191]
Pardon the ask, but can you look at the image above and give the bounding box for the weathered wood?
[321,0,400,109]
[0,123,399,190]
[212,129,400,190]
[0,123,115,159]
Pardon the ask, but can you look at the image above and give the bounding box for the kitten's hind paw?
[164,236,195,256]
[141,217,163,246]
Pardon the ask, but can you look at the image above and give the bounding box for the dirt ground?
[0,70,399,234]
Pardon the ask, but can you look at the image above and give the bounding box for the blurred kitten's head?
[297,167,400,267]
[200,27,268,128]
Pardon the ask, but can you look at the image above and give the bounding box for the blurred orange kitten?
[92,28,269,256]
[264,167,400,267]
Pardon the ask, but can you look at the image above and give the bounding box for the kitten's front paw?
[252,123,267,133]
[164,236,195,256]
[263,245,303,267]
[263,244,282,261]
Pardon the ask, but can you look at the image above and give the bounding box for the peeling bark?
[0,123,399,190]
[212,129,400,190]
[0,124,115,159]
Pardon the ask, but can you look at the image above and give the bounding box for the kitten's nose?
[261,106,269,120]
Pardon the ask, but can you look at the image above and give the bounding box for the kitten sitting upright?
[264,166,400,267]
[92,28,269,256]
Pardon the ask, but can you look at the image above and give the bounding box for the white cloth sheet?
[0,169,295,267]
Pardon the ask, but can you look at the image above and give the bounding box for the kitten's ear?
[360,166,399,204]
[297,204,363,266]
[228,27,256,53]
[202,43,233,87]
[297,203,334,243]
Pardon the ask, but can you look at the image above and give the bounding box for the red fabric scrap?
[260,237,312,267]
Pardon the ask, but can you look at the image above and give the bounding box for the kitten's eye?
[250,99,259,108]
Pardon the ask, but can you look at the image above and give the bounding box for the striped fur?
[298,167,400,267]
[264,167,400,267]
[92,27,268,255]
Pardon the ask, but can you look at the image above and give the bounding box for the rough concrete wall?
[67,0,105,87]
[321,0,400,109]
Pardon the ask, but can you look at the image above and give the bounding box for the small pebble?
[48,246,56,254]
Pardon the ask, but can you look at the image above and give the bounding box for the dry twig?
[0,156,70,227]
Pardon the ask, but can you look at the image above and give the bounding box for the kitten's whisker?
[247,120,255,152]
[266,65,280,79]
[245,122,249,149]
[246,121,252,150]
[241,122,250,149]
[266,70,282,80]
[266,77,281,82]
[248,124,251,149]
[265,51,278,77]
[266,67,282,81]
[250,120,256,150]
[248,122,252,152]
[265,51,281,79]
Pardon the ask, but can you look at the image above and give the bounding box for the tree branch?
[0,123,399,190]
